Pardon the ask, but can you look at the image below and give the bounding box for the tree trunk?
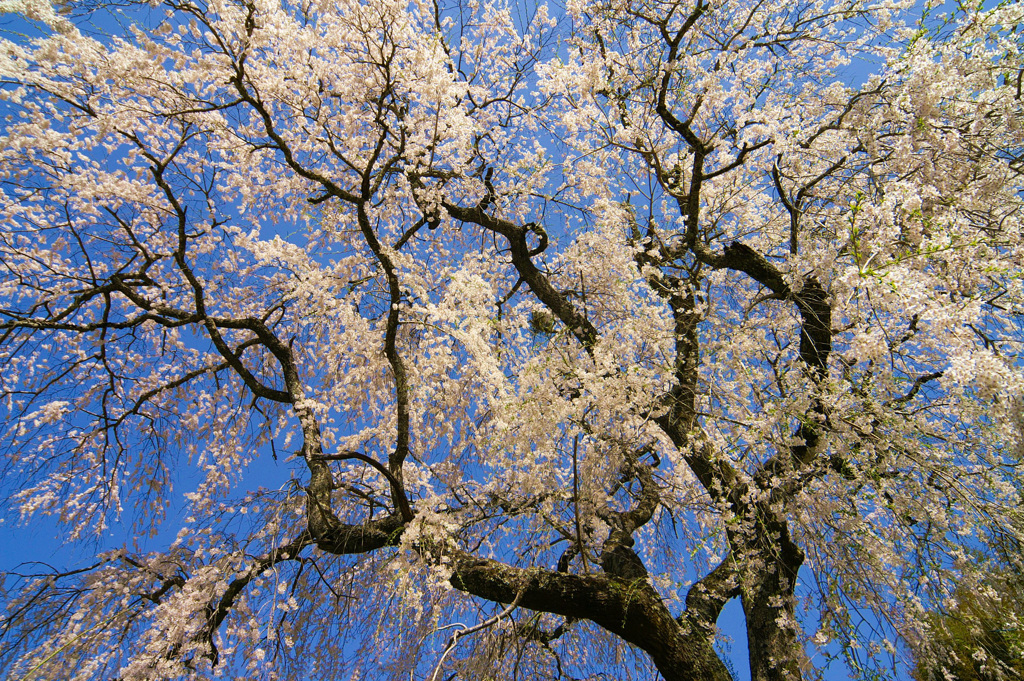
[742,517,805,681]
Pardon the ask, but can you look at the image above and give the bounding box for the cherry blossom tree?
[0,0,1022,679]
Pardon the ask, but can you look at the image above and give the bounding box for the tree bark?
[449,551,734,681]
[741,516,806,681]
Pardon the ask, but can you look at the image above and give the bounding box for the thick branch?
[683,553,739,636]
[308,512,406,556]
[717,241,831,376]
[448,551,732,681]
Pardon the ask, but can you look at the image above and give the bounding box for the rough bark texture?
[742,518,806,681]
[448,552,734,681]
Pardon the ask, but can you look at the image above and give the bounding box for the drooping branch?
[715,242,833,467]
[201,532,313,665]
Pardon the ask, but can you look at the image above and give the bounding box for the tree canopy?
[1,0,1023,679]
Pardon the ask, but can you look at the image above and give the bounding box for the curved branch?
[315,451,414,522]
[443,202,598,350]
[682,553,739,635]
[447,550,732,681]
